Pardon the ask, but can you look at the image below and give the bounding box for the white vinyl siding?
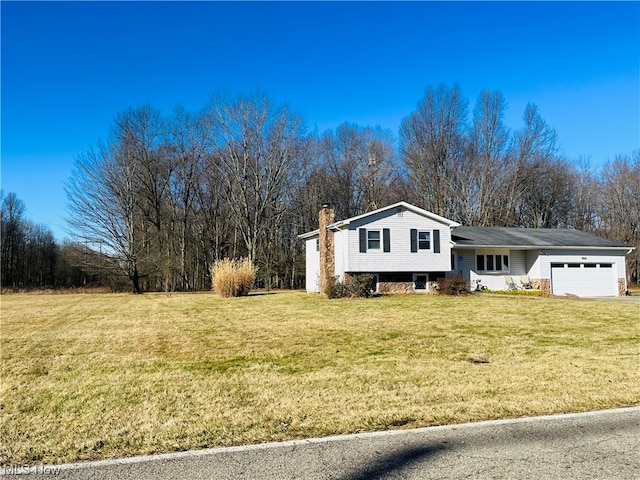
[453,250,475,277]
[509,250,527,276]
[526,250,543,278]
[334,229,346,282]
[344,209,452,273]
[305,237,320,292]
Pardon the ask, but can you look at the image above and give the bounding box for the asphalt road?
[5,407,639,480]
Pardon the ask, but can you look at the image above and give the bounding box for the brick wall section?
[618,278,627,296]
[378,281,439,294]
[318,204,335,295]
[378,282,414,294]
[531,278,551,293]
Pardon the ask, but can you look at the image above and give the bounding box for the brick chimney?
[318,203,335,295]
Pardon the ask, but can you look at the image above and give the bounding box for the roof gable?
[298,202,459,239]
[328,202,460,230]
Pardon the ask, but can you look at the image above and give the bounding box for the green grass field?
[1,291,638,466]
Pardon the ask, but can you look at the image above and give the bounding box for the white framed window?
[476,254,509,273]
[411,229,440,253]
[418,231,430,250]
[367,230,381,249]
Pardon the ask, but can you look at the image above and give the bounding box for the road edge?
[6,405,640,474]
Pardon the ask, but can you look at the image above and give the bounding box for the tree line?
[2,85,638,292]
[0,191,105,290]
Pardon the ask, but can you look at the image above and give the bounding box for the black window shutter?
[383,228,390,252]
[433,229,441,253]
[359,228,367,253]
[410,229,418,253]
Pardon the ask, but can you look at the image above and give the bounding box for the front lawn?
[1,291,638,465]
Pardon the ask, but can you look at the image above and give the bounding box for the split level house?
[299,202,633,297]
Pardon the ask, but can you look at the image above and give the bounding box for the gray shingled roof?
[452,227,630,249]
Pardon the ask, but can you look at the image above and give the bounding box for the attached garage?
[551,263,617,297]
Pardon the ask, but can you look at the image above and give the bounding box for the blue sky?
[2,1,639,241]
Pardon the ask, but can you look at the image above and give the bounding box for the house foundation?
[531,278,551,293]
[618,278,627,296]
[378,282,414,294]
[377,281,440,294]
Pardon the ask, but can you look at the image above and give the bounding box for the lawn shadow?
[247,290,280,296]
[341,443,447,480]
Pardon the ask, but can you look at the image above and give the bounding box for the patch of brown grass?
[1,292,638,465]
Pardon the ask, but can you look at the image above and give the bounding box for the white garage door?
[551,263,617,297]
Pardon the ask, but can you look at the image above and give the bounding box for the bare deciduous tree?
[461,90,511,226]
[317,123,398,219]
[1,191,26,287]
[599,152,640,284]
[66,106,165,293]
[569,157,601,232]
[400,83,468,218]
[503,103,558,226]
[206,93,306,265]
[516,157,574,228]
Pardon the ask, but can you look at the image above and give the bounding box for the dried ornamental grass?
[210,258,257,297]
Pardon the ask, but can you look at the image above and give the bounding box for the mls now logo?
[2,465,62,476]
